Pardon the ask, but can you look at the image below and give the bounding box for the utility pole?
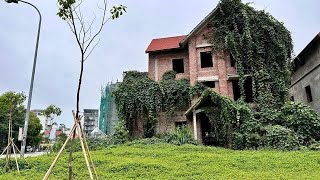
[4,0,42,157]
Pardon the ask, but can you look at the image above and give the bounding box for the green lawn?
[1,143,320,179]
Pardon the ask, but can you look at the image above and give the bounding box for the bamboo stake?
[79,122,98,179]
[76,123,94,180]
[69,111,78,180]
[43,124,76,180]
[6,112,12,171]
[12,142,20,173]
[1,144,9,156]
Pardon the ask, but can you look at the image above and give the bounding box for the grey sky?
[0,0,319,128]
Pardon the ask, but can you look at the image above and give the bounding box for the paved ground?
[0,151,46,158]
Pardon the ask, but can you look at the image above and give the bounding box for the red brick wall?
[157,111,187,134]
[148,50,189,81]
[188,27,236,99]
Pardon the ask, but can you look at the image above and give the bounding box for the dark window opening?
[202,81,215,88]
[201,51,213,68]
[305,85,313,102]
[199,113,217,146]
[232,78,253,103]
[175,121,187,128]
[172,59,184,74]
[290,96,294,101]
[230,54,236,67]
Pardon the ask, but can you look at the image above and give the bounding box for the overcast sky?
[0,0,319,128]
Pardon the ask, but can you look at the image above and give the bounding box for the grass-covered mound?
[1,143,320,179]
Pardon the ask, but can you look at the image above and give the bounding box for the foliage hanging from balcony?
[208,0,293,110]
[113,71,198,138]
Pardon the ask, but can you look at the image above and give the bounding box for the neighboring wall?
[290,41,320,113]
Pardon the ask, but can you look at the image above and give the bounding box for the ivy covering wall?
[208,0,292,110]
[113,0,320,150]
[113,71,204,138]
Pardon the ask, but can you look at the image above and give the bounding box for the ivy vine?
[113,71,208,137]
[208,0,293,110]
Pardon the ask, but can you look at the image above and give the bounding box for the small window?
[290,96,294,101]
[200,51,213,68]
[172,59,184,73]
[305,85,313,102]
[175,121,187,128]
[230,54,236,67]
[202,81,215,88]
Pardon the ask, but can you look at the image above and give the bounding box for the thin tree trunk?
[6,105,13,172]
[69,55,85,180]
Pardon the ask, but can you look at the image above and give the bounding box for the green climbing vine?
[113,71,162,137]
[113,0,320,150]
[208,0,293,109]
[113,70,208,138]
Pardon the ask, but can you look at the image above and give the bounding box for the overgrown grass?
[1,143,320,179]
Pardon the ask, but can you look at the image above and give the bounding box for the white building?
[31,109,47,133]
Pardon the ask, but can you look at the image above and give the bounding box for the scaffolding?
[98,82,119,135]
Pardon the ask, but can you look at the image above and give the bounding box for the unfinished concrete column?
[193,110,197,140]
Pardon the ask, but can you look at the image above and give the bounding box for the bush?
[262,125,300,150]
[309,141,320,151]
[163,126,197,146]
[277,102,320,145]
[162,70,177,81]
[111,120,130,144]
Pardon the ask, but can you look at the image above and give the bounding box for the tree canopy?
[0,92,42,148]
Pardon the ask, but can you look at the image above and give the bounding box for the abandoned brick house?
[290,33,320,113]
[145,9,253,143]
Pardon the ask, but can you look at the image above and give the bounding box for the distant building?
[98,83,119,135]
[31,109,48,133]
[290,33,320,113]
[83,109,99,135]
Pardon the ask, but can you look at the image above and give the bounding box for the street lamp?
[4,0,42,157]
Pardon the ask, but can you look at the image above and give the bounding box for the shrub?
[162,70,177,81]
[309,142,320,151]
[277,102,320,145]
[163,126,197,146]
[262,125,300,150]
[111,120,130,144]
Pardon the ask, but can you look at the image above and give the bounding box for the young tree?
[27,112,42,147]
[0,92,25,148]
[53,0,127,179]
[0,91,25,171]
[42,104,62,129]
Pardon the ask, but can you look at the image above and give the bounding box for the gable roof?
[145,6,219,54]
[180,7,218,47]
[145,35,187,53]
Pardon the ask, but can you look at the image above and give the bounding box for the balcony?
[228,65,252,80]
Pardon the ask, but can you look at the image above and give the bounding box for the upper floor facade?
[145,9,240,100]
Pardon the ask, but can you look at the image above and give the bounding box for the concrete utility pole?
[4,0,42,157]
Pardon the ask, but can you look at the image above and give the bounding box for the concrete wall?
[290,41,320,113]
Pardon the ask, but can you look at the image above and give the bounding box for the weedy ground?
[1,143,320,179]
